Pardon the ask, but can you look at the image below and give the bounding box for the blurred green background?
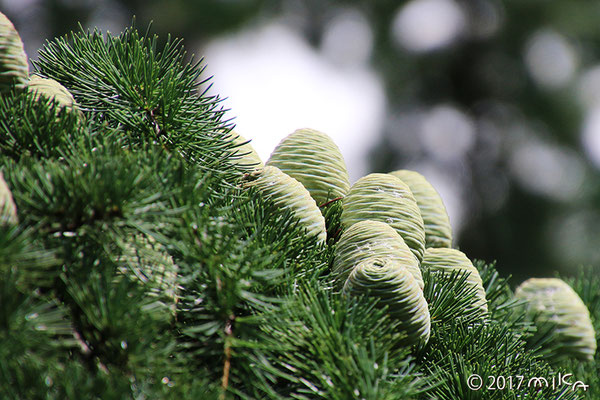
[4,0,600,284]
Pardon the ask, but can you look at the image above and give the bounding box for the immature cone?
[244,166,327,244]
[515,278,597,361]
[390,170,452,248]
[117,235,179,315]
[267,128,350,206]
[0,12,28,94]
[28,75,79,112]
[343,258,431,347]
[333,220,423,290]
[341,173,426,263]
[0,172,18,226]
[230,132,264,170]
[421,248,488,316]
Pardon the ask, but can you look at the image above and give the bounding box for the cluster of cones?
[234,127,596,359]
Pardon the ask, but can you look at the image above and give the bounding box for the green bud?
[421,248,488,316]
[341,173,426,263]
[0,172,18,226]
[390,170,452,248]
[0,12,28,94]
[267,128,350,206]
[515,278,597,362]
[333,220,423,290]
[28,75,79,112]
[244,165,326,244]
[230,132,264,170]
[343,257,431,347]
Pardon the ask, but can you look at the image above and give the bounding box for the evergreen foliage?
[0,21,599,399]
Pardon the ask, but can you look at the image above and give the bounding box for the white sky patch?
[420,104,476,162]
[321,9,373,66]
[577,65,600,109]
[392,0,466,53]
[0,0,40,13]
[202,23,385,182]
[524,29,578,89]
[508,137,585,201]
[581,106,600,169]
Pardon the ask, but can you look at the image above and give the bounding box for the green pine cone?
[230,132,264,170]
[244,165,327,244]
[515,278,597,362]
[421,248,488,316]
[341,173,426,263]
[390,170,452,248]
[28,75,79,112]
[117,235,179,315]
[0,12,28,94]
[266,128,350,206]
[0,172,18,226]
[343,257,431,347]
[333,220,423,290]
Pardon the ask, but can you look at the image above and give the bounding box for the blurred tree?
[5,0,600,282]
[359,0,600,282]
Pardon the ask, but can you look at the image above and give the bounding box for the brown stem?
[220,315,235,400]
[146,107,171,151]
[319,196,342,208]
[148,107,162,136]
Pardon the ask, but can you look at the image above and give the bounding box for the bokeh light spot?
[524,29,578,88]
[421,105,476,162]
[392,0,466,53]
